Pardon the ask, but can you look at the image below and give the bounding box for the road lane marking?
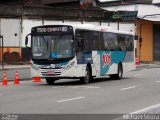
[133,74,143,77]
[67,86,100,89]
[52,86,100,89]
[57,96,85,103]
[52,86,65,89]
[114,103,160,120]
[131,103,160,114]
[121,86,136,91]
[155,81,160,83]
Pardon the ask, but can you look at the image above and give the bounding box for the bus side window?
[92,31,100,50]
[103,32,109,50]
[75,30,82,52]
[117,34,127,51]
[76,29,90,52]
[126,35,134,51]
[107,33,117,51]
[83,31,90,51]
[77,38,83,51]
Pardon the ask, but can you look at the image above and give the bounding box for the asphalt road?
[0,67,160,116]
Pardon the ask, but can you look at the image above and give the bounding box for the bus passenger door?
[75,29,92,64]
[76,37,84,64]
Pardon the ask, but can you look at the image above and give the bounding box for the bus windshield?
[31,34,74,59]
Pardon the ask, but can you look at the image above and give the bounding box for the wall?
[136,19,153,62]
[0,19,21,47]
[0,18,21,63]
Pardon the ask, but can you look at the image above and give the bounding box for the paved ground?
[136,63,160,69]
[1,63,160,81]
[0,67,160,115]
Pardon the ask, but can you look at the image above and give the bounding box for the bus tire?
[110,64,123,80]
[46,78,56,85]
[80,66,92,84]
[117,64,123,79]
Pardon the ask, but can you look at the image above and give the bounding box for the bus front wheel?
[46,78,56,85]
[80,66,92,84]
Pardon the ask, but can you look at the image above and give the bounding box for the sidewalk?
[0,64,30,70]
[136,63,160,69]
[0,64,31,82]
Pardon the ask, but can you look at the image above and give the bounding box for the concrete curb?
[0,67,30,71]
[0,78,32,82]
[136,64,160,69]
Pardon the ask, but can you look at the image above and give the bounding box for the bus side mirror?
[25,33,31,49]
[25,36,28,46]
[134,35,138,40]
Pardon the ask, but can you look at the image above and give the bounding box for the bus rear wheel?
[80,66,92,84]
[110,64,123,80]
[46,78,56,85]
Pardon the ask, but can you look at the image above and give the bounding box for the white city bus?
[25,24,136,85]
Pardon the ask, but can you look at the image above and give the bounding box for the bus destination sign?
[32,26,73,33]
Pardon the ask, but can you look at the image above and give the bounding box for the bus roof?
[72,24,134,35]
[32,23,134,35]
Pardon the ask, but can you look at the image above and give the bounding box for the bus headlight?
[63,61,75,70]
[31,63,40,70]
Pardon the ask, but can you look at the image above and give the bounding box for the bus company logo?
[102,53,111,67]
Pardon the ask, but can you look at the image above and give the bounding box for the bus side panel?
[122,62,135,73]
[92,51,101,77]
[98,51,126,76]
[106,63,118,75]
[122,51,135,73]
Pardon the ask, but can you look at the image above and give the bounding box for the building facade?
[0,0,109,63]
[0,0,138,64]
[100,0,160,62]
[1,0,148,64]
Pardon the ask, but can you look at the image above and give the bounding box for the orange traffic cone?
[32,77,42,82]
[135,57,140,65]
[1,71,8,86]
[14,71,20,85]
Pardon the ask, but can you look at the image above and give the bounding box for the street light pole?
[139,14,160,62]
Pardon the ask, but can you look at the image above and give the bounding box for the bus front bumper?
[31,65,86,79]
